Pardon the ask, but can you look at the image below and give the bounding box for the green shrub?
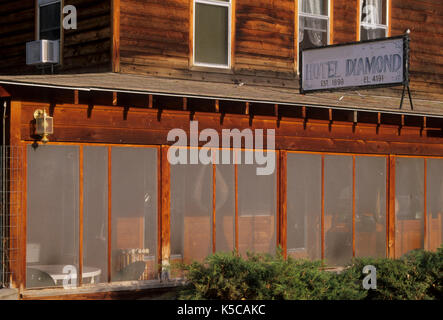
[343,257,428,300]
[176,246,443,300]
[176,250,364,300]
[342,246,443,300]
[401,247,443,299]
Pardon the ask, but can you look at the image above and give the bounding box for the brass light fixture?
[33,109,53,143]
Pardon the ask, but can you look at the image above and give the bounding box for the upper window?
[360,0,388,41]
[193,0,231,68]
[298,0,330,51]
[38,0,61,41]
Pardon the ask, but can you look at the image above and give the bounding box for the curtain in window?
[300,0,326,47]
[361,0,383,39]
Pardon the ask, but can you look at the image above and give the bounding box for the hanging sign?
[300,35,409,93]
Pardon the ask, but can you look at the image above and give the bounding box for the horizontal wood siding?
[119,0,190,74]
[234,0,295,75]
[333,0,358,44]
[391,0,443,95]
[0,0,35,74]
[0,0,442,98]
[62,0,112,73]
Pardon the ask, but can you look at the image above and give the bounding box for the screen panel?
[426,158,443,252]
[395,157,424,258]
[111,147,158,281]
[83,146,108,284]
[355,156,386,258]
[27,145,79,288]
[237,151,277,256]
[286,153,322,260]
[171,162,213,264]
[215,164,235,253]
[324,155,353,266]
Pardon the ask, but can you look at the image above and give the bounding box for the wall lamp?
[33,109,53,143]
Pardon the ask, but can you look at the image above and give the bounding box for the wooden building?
[0,0,442,299]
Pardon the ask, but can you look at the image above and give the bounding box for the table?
[31,265,102,285]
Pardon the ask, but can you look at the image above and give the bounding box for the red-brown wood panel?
[332,0,358,44]
[0,0,35,74]
[235,0,295,74]
[391,0,443,95]
[62,0,112,72]
[119,0,190,73]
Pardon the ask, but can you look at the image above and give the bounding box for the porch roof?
[0,72,442,118]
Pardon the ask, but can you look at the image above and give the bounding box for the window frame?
[297,0,331,73]
[358,0,390,41]
[192,0,232,69]
[36,0,62,41]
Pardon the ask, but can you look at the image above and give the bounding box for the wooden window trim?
[191,0,233,70]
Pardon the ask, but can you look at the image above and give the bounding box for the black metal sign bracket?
[399,83,414,110]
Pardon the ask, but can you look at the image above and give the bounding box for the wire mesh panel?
[1,146,23,288]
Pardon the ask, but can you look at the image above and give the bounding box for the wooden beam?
[245,102,250,115]
[112,92,117,106]
[111,0,121,72]
[0,86,11,97]
[148,95,153,109]
[183,97,188,111]
[74,90,79,105]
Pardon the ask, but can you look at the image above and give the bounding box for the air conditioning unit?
[26,40,60,65]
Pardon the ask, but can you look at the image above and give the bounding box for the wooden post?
[388,155,396,258]
[160,146,171,278]
[212,163,216,253]
[78,146,84,287]
[321,154,325,261]
[352,155,356,257]
[107,146,112,282]
[9,101,25,291]
[280,151,287,258]
[424,158,427,250]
